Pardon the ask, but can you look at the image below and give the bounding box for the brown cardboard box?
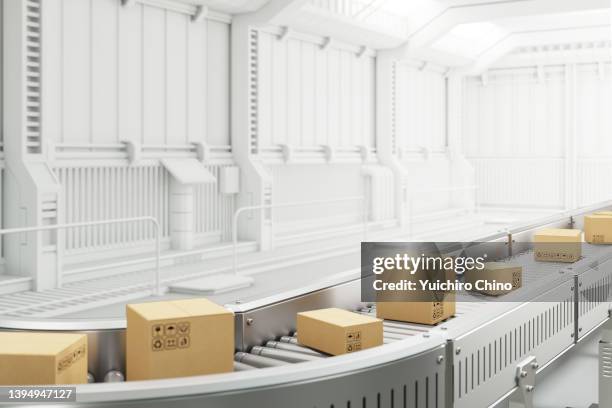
[585,214,612,244]
[126,298,234,381]
[0,332,87,385]
[464,262,522,295]
[376,297,455,325]
[375,263,456,325]
[534,228,582,262]
[297,308,383,355]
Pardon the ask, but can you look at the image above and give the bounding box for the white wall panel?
[142,6,166,145]
[471,158,564,209]
[395,64,446,152]
[257,30,376,148]
[576,63,612,158]
[61,0,91,144]
[42,0,230,147]
[463,67,566,159]
[91,0,118,144]
[270,164,366,235]
[463,62,612,210]
[577,159,612,207]
[463,66,567,209]
[206,21,230,146]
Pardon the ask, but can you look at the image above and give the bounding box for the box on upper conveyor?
[464,262,522,296]
[584,212,612,244]
[375,262,455,325]
[0,332,88,385]
[126,298,234,381]
[533,228,582,263]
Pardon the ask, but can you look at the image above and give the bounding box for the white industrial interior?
[1,0,610,315]
[1,1,612,406]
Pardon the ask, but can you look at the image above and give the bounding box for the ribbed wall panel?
[471,158,564,209]
[193,165,236,240]
[54,164,233,253]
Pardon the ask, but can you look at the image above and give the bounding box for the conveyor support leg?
[509,356,538,408]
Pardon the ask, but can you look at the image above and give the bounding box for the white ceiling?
[198,0,611,69]
[431,8,611,62]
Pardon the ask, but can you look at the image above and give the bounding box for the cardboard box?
[585,214,612,244]
[464,262,522,296]
[375,263,456,325]
[297,308,383,355]
[534,228,582,263]
[0,332,87,385]
[127,298,234,381]
[376,297,455,325]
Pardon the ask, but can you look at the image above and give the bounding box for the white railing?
[0,216,162,295]
[232,196,367,275]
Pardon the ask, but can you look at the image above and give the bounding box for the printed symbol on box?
[165,323,177,336]
[165,338,177,350]
[178,336,190,349]
[177,322,190,335]
[347,331,361,342]
[152,338,164,351]
[346,344,353,352]
[354,343,362,351]
[152,325,163,337]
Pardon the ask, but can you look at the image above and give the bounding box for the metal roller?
[279,335,299,345]
[234,351,290,368]
[233,361,257,371]
[265,340,326,357]
[103,370,125,383]
[250,346,324,363]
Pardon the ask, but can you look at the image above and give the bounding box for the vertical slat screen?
[54,164,235,253]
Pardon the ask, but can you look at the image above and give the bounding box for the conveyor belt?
[232,242,612,374]
[1,202,612,408]
[234,305,435,369]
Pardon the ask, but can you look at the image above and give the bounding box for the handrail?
[0,216,163,295]
[232,196,367,275]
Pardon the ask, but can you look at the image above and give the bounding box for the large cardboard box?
[585,214,612,244]
[297,308,383,355]
[464,262,522,296]
[127,298,234,381]
[0,332,87,385]
[534,228,582,263]
[376,298,455,325]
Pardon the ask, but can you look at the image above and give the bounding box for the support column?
[231,17,273,250]
[376,52,408,227]
[3,0,61,290]
[447,74,476,210]
[229,1,309,250]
